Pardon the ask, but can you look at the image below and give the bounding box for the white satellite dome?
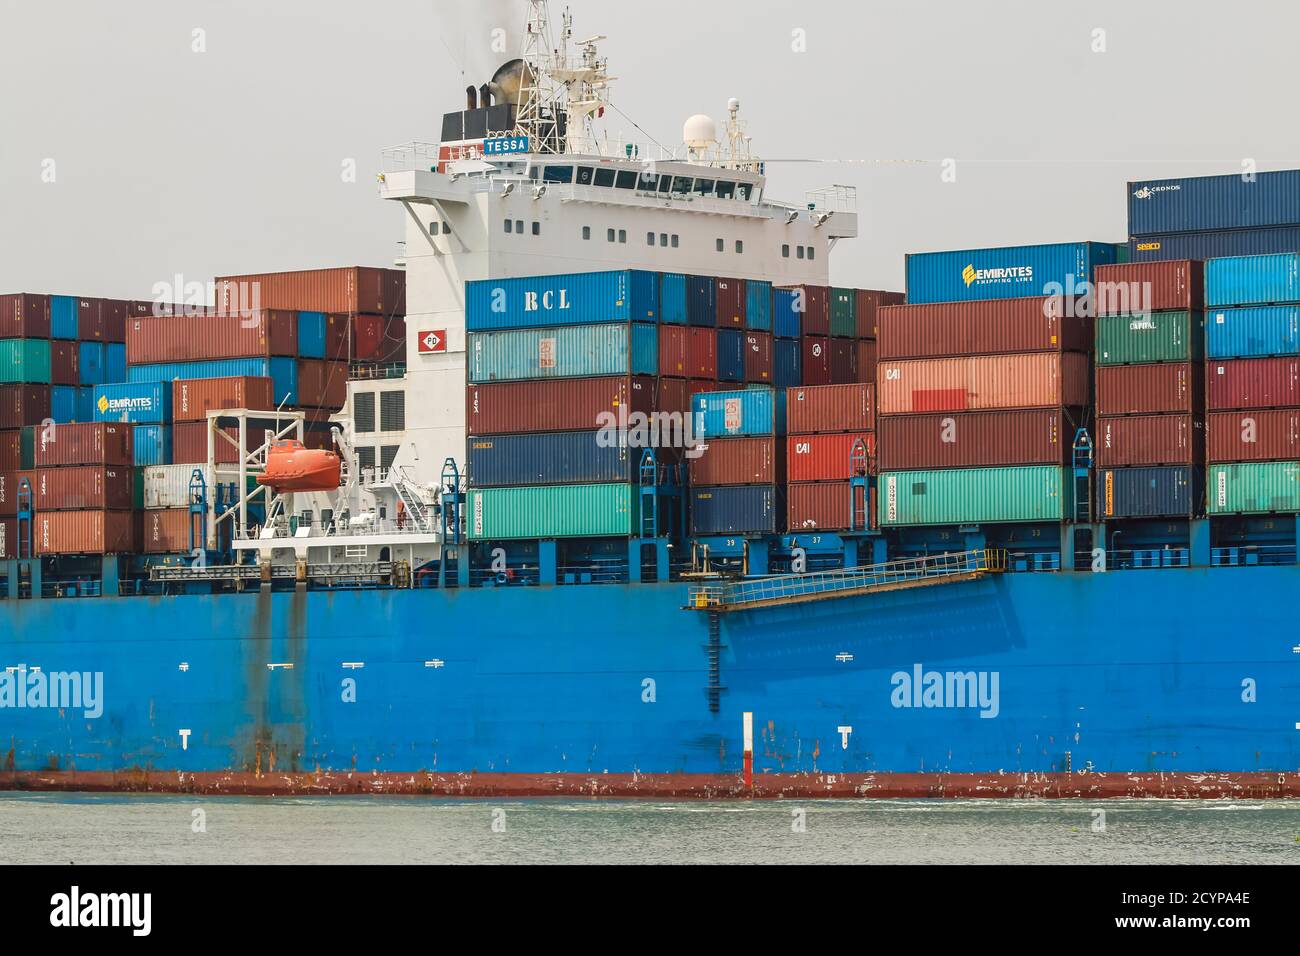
[682,114,718,149]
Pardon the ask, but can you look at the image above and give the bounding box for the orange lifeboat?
[256,439,342,492]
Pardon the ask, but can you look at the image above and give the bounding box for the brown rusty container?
[125,310,298,364]
[688,436,781,486]
[100,298,129,342]
[75,298,105,341]
[0,470,37,517]
[1096,362,1202,416]
[0,430,20,472]
[1096,414,1204,467]
[36,465,135,510]
[688,327,717,379]
[127,300,205,317]
[657,377,690,417]
[324,312,349,359]
[802,336,832,386]
[877,296,1088,360]
[744,332,772,383]
[1206,357,1300,411]
[1207,408,1300,462]
[0,294,51,338]
[173,376,276,422]
[214,267,406,316]
[778,285,829,336]
[1095,260,1203,315]
[715,278,746,328]
[296,359,348,410]
[35,509,136,555]
[856,340,878,385]
[877,352,1090,415]
[34,422,133,468]
[854,290,905,339]
[829,339,856,384]
[172,422,247,464]
[50,340,80,386]
[788,432,875,481]
[141,508,192,554]
[467,376,657,435]
[659,325,688,378]
[788,383,875,435]
[876,408,1076,470]
[0,385,51,429]
[787,481,870,532]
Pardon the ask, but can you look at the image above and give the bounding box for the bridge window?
[659,233,668,247]
[656,175,672,196]
[715,181,735,200]
[694,178,715,198]
[582,226,591,240]
[797,246,805,259]
[716,238,724,252]
[646,231,655,245]
[735,240,744,253]
[531,221,540,236]
[575,166,594,186]
[429,222,439,235]
[607,228,616,242]
[618,229,627,243]
[616,170,637,189]
[504,219,513,233]
[807,246,815,260]
[782,244,790,258]
[514,219,523,234]
[542,165,573,184]
[737,183,753,201]
[671,234,679,248]
[594,167,616,187]
[671,176,692,197]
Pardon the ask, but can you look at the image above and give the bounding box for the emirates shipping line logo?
[962,262,1033,288]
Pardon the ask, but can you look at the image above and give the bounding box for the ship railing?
[380,141,439,173]
[349,362,406,381]
[806,184,858,213]
[234,518,437,541]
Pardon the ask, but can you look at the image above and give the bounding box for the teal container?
[468,323,657,383]
[692,387,785,438]
[0,338,52,383]
[78,341,107,385]
[1205,253,1300,307]
[745,279,772,331]
[50,295,78,339]
[1206,461,1300,515]
[661,274,688,325]
[50,386,77,422]
[1095,310,1203,364]
[879,465,1071,526]
[1205,305,1300,358]
[467,483,638,539]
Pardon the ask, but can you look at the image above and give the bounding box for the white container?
[142,463,210,510]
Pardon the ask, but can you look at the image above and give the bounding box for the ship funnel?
[466,85,478,110]
[487,58,535,109]
[479,83,493,108]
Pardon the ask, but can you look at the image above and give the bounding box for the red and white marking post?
[742,711,753,790]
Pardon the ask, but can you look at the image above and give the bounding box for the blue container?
[1096,466,1201,519]
[1128,169,1300,237]
[468,323,657,382]
[75,386,94,422]
[468,431,638,487]
[133,425,172,466]
[716,329,745,382]
[772,288,802,339]
[1206,305,1300,358]
[690,485,782,535]
[745,280,772,331]
[660,273,687,325]
[1205,254,1300,307]
[50,385,77,423]
[692,387,784,438]
[687,275,716,327]
[1129,226,1300,263]
[105,343,126,383]
[93,382,173,424]
[905,241,1121,304]
[50,295,78,340]
[773,338,801,387]
[297,311,327,359]
[78,342,106,385]
[465,270,660,331]
[128,358,297,405]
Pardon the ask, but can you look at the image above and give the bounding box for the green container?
[468,483,638,540]
[878,465,1071,527]
[0,339,52,384]
[20,426,35,469]
[1095,310,1203,365]
[829,288,857,338]
[1206,461,1300,515]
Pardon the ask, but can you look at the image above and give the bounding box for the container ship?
[2,3,1298,800]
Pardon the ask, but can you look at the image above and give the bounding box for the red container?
[100,298,128,342]
[1096,414,1203,467]
[1207,357,1300,411]
[1208,408,1300,462]
[36,466,134,510]
[876,409,1075,470]
[297,359,348,410]
[744,332,772,383]
[878,296,1089,360]
[0,385,52,429]
[0,431,20,472]
[855,290,905,339]
[688,436,780,486]
[125,310,298,364]
[878,352,1090,414]
[829,339,856,384]
[788,384,875,434]
[659,325,688,378]
[127,300,204,317]
[1097,362,1200,416]
[689,379,724,396]
[688,327,717,379]
[172,422,252,464]
[1095,260,1203,315]
[35,423,133,467]
[0,471,36,517]
[856,340,878,385]
[780,285,829,336]
[322,313,348,359]
[173,377,276,422]
[802,336,831,386]
[214,267,405,316]
[349,313,406,362]
[0,517,15,558]
[141,508,192,554]
[715,278,746,327]
[787,481,870,532]
[50,340,80,386]
[376,316,406,363]
[467,376,656,435]
[657,377,691,417]
[35,510,136,555]
[75,298,105,341]
[788,432,876,481]
[0,293,51,338]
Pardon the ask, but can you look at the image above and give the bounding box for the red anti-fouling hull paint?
[788,383,875,434]
[467,376,657,435]
[35,466,134,510]
[787,432,876,481]
[1096,362,1202,416]
[876,409,1076,470]
[1094,260,1204,315]
[878,296,1088,359]
[1097,414,1204,467]
[688,437,781,486]
[1207,408,1300,462]
[1206,357,1300,410]
[787,481,869,532]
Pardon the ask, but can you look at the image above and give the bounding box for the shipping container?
[772,289,801,339]
[349,313,397,362]
[787,432,875,481]
[34,509,136,554]
[0,517,15,558]
[0,431,18,472]
[468,431,638,487]
[1206,305,1300,359]
[855,340,877,385]
[1094,260,1203,315]
[141,463,208,509]
[692,388,785,439]
[50,386,77,424]
[774,285,829,337]
[1207,357,1300,410]
[0,470,36,517]
[1095,310,1204,365]
[877,352,1090,415]
[743,332,772,383]
[829,288,856,338]
[801,336,831,386]
[296,359,348,409]
[715,278,745,327]
[0,339,51,384]
[0,294,51,339]
[34,422,133,467]
[128,358,298,406]
[877,408,1075,470]
[296,311,326,359]
[658,325,688,377]
[214,267,405,316]
[35,466,134,510]
[78,342,106,386]
[19,428,34,469]
[1130,227,1300,263]
[74,298,104,341]
[464,270,659,331]
[141,508,193,553]
[788,383,875,435]
[657,377,690,418]
[92,382,172,425]
[49,340,79,386]
[829,339,856,384]
[661,273,687,325]
[854,289,905,339]
[173,377,275,422]
[468,323,657,382]
[716,328,745,382]
[1207,408,1300,463]
[466,376,656,435]
[687,275,717,327]
[1096,466,1201,519]
[125,311,297,364]
[100,298,128,342]
[878,465,1071,526]
[50,296,78,340]
[1096,414,1203,467]
[172,422,254,465]
[787,481,868,532]
[0,385,50,429]
[1206,461,1300,514]
[688,437,780,486]
[1127,169,1300,237]
[132,425,171,466]
[323,312,348,359]
[1095,362,1201,416]
[104,343,126,383]
[877,296,1087,360]
[467,483,637,539]
[1206,253,1300,308]
[773,339,800,388]
[745,280,772,331]
[905,242,1120,304]
[687,327,717,379]
[690,485,782,535]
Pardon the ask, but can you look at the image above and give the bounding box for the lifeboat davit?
[257,439,342,492]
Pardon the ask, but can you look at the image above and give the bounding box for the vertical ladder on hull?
[638,449,659,538]
[16,476,33,559]
[1071,428,1093,524]
[849,437,870,531]
[704,611,725,714]
[188,468,209,557]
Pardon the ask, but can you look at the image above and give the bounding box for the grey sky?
[1,0,1296,300]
